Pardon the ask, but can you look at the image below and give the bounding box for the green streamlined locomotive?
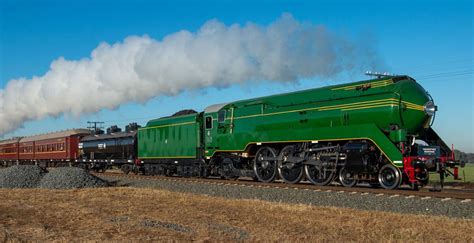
[137,75,460,189]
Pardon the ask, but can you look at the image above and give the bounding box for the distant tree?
[454,150,474,163]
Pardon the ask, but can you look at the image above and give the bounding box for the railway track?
[97,171,474,201]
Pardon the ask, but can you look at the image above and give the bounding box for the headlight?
[424,100,437,116]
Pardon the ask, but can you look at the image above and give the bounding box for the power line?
[87,121,104,131]
[415,69,473,79]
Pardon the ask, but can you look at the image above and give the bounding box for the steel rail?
[96,172,474,200]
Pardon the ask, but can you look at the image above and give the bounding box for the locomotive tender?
[0,75,461,189]
[137,75,460,189]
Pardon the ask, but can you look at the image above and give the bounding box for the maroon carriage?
[20,129,90,161]
[0,138,21,161]
[18,141,34,160]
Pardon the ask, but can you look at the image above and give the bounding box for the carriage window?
[205,116,213,129]
[218,110,226,123]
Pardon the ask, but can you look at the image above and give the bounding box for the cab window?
[205,116,213,129]
[218,110,226,123]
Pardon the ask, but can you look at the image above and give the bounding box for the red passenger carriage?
[19,141,34,160]
[0,138,21,161]
[21,129,91,161]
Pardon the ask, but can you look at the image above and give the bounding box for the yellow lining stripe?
[314,99,396,110]
[341,82,393,90]
[341,104,399,111]
[233,99,390,120]
[405,106,424,111]
[140,121,195,130]
[139,156,195,159]
[35,151,66,154]
[317,100,397,111]
[331,79,392,90]
[372,80,394,85]
[345,82,393,90]
[209,137,402,165]
[232,98,424,120]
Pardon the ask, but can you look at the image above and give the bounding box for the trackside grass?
[430,163,474,183]
[0,187,472,241]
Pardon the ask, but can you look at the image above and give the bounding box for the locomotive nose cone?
[424,100,437,116]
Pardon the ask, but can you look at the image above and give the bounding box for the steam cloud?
[0,14,379,135]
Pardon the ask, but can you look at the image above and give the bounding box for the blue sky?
[0,0,472,152]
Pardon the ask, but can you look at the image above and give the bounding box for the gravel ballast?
[0,165,46,188]
[0,166,108,189]
[101,175,474,219]
[39,167,109,189]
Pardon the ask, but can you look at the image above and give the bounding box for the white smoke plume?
[0,14,379,135]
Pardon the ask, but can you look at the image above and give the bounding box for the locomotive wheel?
[304,160,336,186]
[253,146,278,183]
[338,167,358,187]
[378,164,402,190]
[415,164,429,187]
[277,145,304,184]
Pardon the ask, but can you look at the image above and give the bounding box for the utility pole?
[87,121,104,133]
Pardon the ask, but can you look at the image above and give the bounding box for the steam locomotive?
[0,75,463,189]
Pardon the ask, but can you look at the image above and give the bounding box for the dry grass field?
[0,187,473,241]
